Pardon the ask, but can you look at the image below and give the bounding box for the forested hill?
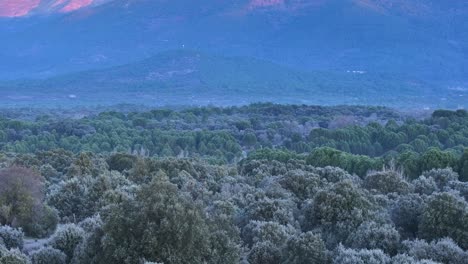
[1,50,465,108]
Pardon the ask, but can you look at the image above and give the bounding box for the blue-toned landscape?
[1,1,468,264]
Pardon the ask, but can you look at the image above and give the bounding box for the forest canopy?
[0,103,467,264]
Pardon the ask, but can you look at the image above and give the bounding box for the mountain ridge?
[1,0,467,80]
[1,49,465,109]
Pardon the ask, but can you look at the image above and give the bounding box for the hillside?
[1,50,465,108]
[0,0,467,83]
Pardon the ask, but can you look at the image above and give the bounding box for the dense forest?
[1,103,468,264]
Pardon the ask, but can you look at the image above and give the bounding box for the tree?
[107,153,136,172]
[333,245,390,264]
[71,218,106,264]
[363,171,411,195]
[391,254,439,264]
[100,176,236,264]
[419,148,457,173]
[243,197,296,227]
[0,248,30,264]
[47,177,94,222]
[413,176,438,195]
[0,167,54,237]
[402,238,468,264]
[0,226,23,250]
[306,148,349,171]
[306,148,381,177]
[345,222,400,255]
[304,180,375,244]
[419,192,468,249]
[247,242,282,264]
[242,133,258,147]
[396,151,421,179]
[422,168,459,189]
[391,194,425,238]
[30,247,66,264]
[282,232,328,264]
[242,221,295,247]
[49,224,85,263]
[458,149,468,182]
[278,170,321,200]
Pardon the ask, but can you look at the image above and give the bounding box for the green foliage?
[30,248,66,264]
[391,194,425,238]
[304,180,375,244]
[47,177,94,222]
[363,171,411,195]
[419,192,468,249]
[0,227,23,250]
[333,245,390,264]
[247,242,282,264]
[245,149,304,164]
[49,224,85,263]
[345,221,400,255]
[458,149,468,182]
[0,105,467,263]
[419,148,457,173]
[100,176,237,264]
[422,168,459,189]
[107,153,137,172]
[0,248,30,264]
[306,148,382,177]
[402,238,468,264]
[71,218,105,264]
[0,167,55,237]
[282,232,328,264]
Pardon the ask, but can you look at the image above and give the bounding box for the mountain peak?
[0,0,113,17]
[0,0,459,18]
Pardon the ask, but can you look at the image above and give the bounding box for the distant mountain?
[1,50,466,108]
[0,0,467,84]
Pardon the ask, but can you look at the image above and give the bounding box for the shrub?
[70,222,105,264]
[242,221,296,247]
[364,171,411,195]
[413,176,438,195]
[282,232,328,264]
[390,194,425,238]
[345,221,400,255]
[0,248,30,264]
[0,167,46,236]
[0,226,24,250]
[107,153,136,172]
[49,224,85,262]
[391,254,439,264]
[100,177,235,264]
[30,247,66,264]
[247,242,282,264]
[278,170,322,200]
[419,192,468,249]
[77,216,102,234]
[304,180,375,244]
[403,238,468,264]
[422,168,459,189]
[46,177,94,222]
[26,206,59,238]
[333,245,390,264]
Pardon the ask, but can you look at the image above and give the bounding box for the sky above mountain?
[0,0,111,17]
[0,0,452,18]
